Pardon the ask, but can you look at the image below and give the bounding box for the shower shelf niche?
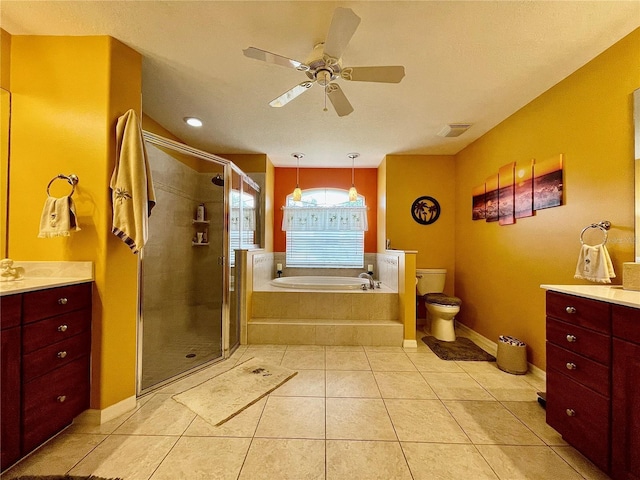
[192,219,210,246]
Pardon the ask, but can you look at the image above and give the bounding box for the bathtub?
[271,276,370,290]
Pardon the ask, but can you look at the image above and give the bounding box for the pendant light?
[292,153,304,201]
[348,153,359,202]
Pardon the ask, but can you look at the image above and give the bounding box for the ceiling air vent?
[437,123,472,138]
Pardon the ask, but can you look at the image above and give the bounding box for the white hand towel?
[111,109,156,254]
[38,196,80,238]
[574,244,616,283]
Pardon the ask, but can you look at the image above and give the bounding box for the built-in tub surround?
[271,276,371,290]
[246,251,413,346]
[250,283,400,345]
[0,261,94,295]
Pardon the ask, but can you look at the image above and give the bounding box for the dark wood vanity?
[545,288,640,480]
[0,282,92,471]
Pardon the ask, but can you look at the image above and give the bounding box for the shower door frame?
[136,132,237,396]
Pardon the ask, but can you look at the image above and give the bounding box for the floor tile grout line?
[236,391,271,480]
[143,435,181,480]
[58,432,111,476]
[324,369,328,480]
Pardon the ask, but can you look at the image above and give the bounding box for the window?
[283,188,367,268]
[229,189,256,266]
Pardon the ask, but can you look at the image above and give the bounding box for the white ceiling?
[2,1,639,167]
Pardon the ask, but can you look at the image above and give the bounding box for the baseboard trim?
[403,339,418,348]
[456,323,546,383]
[75,395,137,425]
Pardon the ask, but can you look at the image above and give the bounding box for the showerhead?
[211,174,224,186]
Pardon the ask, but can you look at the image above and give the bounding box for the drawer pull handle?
[565,306,576,314]
[58,324,68,332]
[57,395,66,403]
[57,351,67,359]
[566,334,577,343]
[566,362,577,370]
[566,408,576,417]
[58,297,68,305]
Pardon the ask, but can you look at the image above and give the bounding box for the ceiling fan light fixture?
[292,153,304,201]
[243,7,404,117]
[184,117,203,127]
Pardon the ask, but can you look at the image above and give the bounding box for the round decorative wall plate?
[411,196,441,225]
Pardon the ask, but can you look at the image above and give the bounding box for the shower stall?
[137,132,262,393]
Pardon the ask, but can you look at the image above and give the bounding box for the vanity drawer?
[546,291,611,334]
[546,342,610,397]
[22,283,91,324]
[1,294,22,330]
[22,357,89,454]
[546,317,610,365]
[612,305,640,345]
[22,330,91,382]
[547,368,610,472]
[22,308,91,354]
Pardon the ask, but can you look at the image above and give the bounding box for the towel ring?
[47,174,79,197]
[580,220,611,245]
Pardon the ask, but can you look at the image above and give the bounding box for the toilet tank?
[416,268,447,295]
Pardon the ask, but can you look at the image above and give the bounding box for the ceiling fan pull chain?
[324,85,328,112]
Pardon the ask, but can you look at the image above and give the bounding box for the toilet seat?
[424,293,462,307]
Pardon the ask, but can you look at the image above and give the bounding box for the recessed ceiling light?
[184,117,203,127]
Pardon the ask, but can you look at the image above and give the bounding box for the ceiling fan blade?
[323,7,361,60]
[243,47,309,71]
[326,83,354,117]
[341,66,406,83]
[269,82,315,108]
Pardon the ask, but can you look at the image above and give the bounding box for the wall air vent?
[437,123,472,138]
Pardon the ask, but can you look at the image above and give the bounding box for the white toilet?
[416,268,462,342]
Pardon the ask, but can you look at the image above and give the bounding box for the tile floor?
[2,333,611,480]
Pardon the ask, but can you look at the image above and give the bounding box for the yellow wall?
[384,155,457,295]
[264,157,274,252]
[1,89,9,257]
[1,29,10,257]
[377,157,387,253]
[1,29,10,90]
[454,28,640,369]
[8,35,142,408]
[222,153,266,174]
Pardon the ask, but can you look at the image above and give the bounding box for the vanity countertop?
[0,261,94,296]
[541,284,640,309]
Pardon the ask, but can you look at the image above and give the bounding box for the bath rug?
[422,336,496,362]
[11,476,122,480]
[172,356,297,426]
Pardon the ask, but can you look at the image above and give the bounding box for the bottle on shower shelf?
[196,203,205,222]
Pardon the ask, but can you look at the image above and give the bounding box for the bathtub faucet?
[358,272,374,289]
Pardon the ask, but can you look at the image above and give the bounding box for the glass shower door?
[138,141,226,392]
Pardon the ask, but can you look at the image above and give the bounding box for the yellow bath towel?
[38,196,80,238]
[111,109,156,254]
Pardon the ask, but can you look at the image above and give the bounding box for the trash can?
[496,336,528,374]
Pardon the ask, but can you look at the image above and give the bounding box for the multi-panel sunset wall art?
[472,154,564,225]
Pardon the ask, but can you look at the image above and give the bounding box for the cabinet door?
[1,326,21,471]
[612,338,640,480]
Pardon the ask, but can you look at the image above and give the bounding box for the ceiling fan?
[243,7,405,117]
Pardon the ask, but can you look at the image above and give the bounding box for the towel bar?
[580,220,611,245]
[47,174,79,197]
